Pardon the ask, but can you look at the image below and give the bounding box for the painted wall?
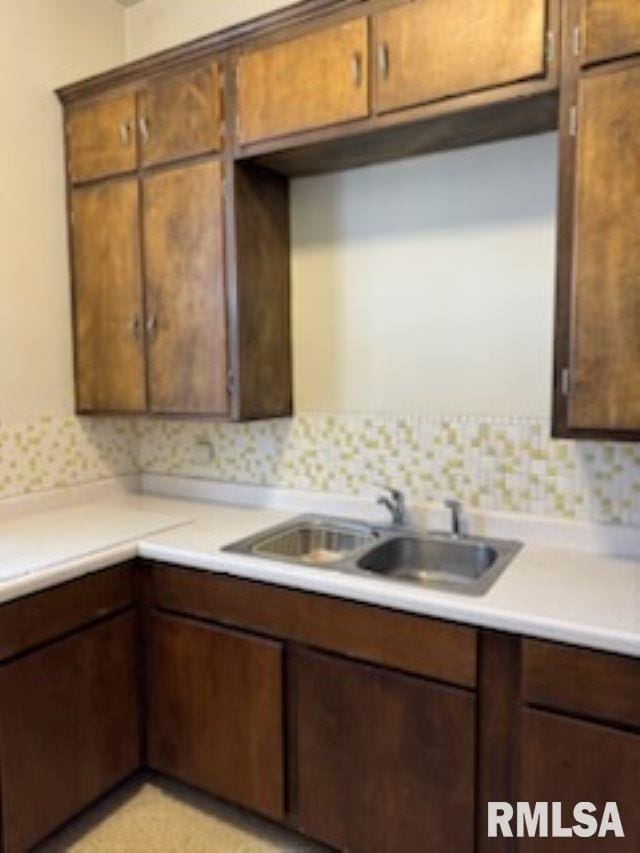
[0,0,126,424]
[124,0,557,419]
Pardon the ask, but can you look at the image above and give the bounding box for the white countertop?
[0,479,638,657]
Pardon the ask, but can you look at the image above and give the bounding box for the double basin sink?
[224,514,521,596]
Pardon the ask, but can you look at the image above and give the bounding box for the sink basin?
[224,514,521,594]
[224,515,381,567]
[358,533,521,594]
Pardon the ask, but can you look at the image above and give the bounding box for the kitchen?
[0,0,638,850]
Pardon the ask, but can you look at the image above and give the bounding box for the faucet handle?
[444,498,464,537]
[376,483,404,502]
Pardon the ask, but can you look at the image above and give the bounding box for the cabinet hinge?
[560,367,571,398]
[545,30,555,64]
[569,105,578,137]
[572,26,581,58]
[227,369,235,396]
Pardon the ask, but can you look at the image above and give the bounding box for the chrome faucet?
[445,498,464,538]
[377,485,406,527]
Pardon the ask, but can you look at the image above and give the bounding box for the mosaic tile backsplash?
[3,413,640,526]
[0,416,138,500]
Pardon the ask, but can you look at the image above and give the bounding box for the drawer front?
[148,563,477,688]
[67,94,137,184]
[139,63,223,167]
[375,0,547,114]
[0,563,135,662]
[583,0,640,66]
[237,19,369,145]
[522,638,640,728]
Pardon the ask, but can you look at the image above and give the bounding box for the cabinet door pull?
[139,116,150,143]
[118,122,130,145]
[146,315,157,339]
[130,315,141,341]
[378,42,390,80]
[351,51,363,87]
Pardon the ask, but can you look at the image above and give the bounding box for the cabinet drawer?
[149,564,477,688]
[0,564,134,662]
[146,612,284,820]
[67,94,137,184]
[374,0,547,114]
[139,63,223,167]
[583,0,640,66]
[237,19,369,145]
[522,639,640,728]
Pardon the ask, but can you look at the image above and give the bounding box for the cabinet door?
[139,63,223,168]
[290,647,475,853]
[144,159,228,414]
[518,710,640,851]
[375,0,546,114]
[146,613,284,820]
[0,612,139,853]
[237,19,369,145]
[564,65,640,431]
[583,0,640,66]
[67,94,137,184]
[71,178,146,413]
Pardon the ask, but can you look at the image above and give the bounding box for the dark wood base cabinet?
[0,562,637,851]
[289,647,475,853]
[146,612,285,820]
[0,566,140,853]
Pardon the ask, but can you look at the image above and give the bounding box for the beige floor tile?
[36,774,328,853]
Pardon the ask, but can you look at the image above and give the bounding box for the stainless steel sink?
[224,515,382,567]
[357,533,520,594]
[223,514,521,595]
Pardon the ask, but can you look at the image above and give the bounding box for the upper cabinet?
[374,0,548,114]
[66,94,137,184]
[236,19,369,145]
[558,62,640,434]
[71,178,146,413]
[582,0,640,66]
[139,63,223,167]
[144,160,228,415]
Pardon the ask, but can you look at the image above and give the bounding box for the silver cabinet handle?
[139,116,150,142]
[145,315,157,339]
[378,42,390,80]
[130,315,141,341]
[119,122,130,145]
[351,51,363,87]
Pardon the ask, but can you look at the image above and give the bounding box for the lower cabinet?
[0,610,140,853]
[289,646,476,853]
[517,709,640,852]
[146,612,285,820]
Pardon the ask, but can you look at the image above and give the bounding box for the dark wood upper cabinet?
[146,612,285,821]
[583,0,640,66]
[561,63,640,432]
[518,709,640,852]
[236,19,369,145]
[66,94,137,184]
[139,63,223,168]
[0,612,140,853]
[290,646,475,853]
[144,159,228,415]
[374,0,548,114]
[71,178,146,413]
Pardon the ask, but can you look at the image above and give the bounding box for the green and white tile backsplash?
[3,413,640,526]
[0,416,138,500]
